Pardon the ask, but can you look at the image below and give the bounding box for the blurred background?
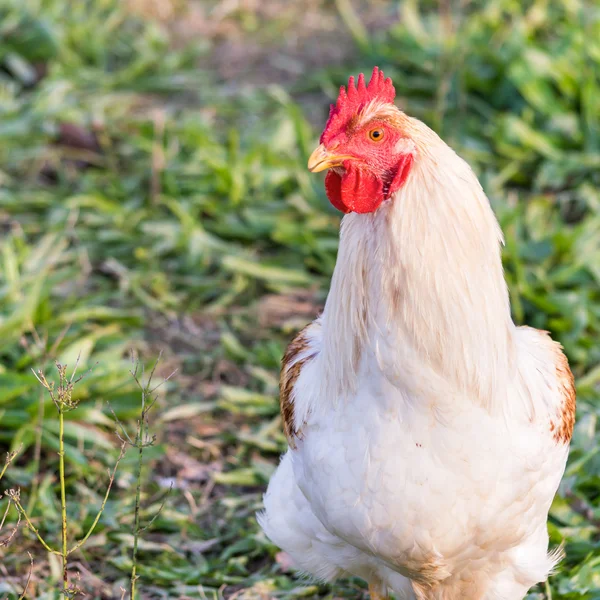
[1,0,599,598]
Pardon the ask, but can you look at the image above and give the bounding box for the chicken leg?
[369,582,388,600]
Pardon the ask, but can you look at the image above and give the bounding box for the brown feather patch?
[551,344,576,444]
[279,323,318,448]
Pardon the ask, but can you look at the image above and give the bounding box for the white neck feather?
[318,119,515,413]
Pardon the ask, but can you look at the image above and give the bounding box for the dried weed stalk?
[5,359,125,600]
[110,352,176,600]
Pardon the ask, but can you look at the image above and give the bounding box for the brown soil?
[129,0,399,88]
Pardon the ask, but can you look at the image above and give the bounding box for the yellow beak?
[307,144,354,173]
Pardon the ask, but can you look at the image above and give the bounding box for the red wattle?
[324,171,348,213]
[342,164,384,214]
[325,164,384,214]
[324,156,413,214]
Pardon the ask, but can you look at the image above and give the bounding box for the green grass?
[1,0,600,597]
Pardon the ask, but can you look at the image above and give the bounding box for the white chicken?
[258,67,575,600]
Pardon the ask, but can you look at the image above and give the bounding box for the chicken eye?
[368,128,385,142]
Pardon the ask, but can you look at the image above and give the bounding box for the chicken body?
[258,70,575,600]
[260,323,569,599]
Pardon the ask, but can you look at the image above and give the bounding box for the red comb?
[320,67,396,144]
